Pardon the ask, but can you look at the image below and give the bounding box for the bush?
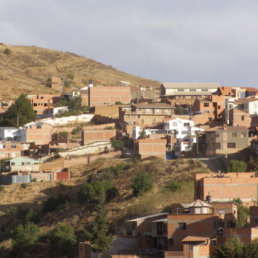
[111,140,124,151]
[4,48,11,55]
[132,172,152,197]
[21,183,28,189]
[78,180,114,205]
[46,77,52,87]
[166,181,181,192]
[106,186,119,202]
[227,160,247,172]
[0,185,4,191]
[48,223,76,257]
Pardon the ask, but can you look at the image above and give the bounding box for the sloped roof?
[162,82,220,89]
[188,199,212,208]
[182,236,210,242]
[126,213,167,222]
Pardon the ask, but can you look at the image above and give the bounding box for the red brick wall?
[89,86,131,107]
[82,129,116,145]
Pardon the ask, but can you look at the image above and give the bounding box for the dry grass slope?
[0,44,160,99]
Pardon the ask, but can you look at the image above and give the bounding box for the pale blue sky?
[1,0,258,86]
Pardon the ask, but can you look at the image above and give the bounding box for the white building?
[133,118,204,156]
[0,127,26,142]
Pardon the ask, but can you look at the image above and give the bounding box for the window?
[232,132,237,137]
[255,218,258,224]
[204,103,209,107]
[215,143,221,149]
[241,132,247,137]
[178,223,186,231]
[241,115,245,121]
[36,126,41,129]
[33,103,37,106]
[11,162,15,165]
[22,162,25,166]
[168,238,174,246]
[44,103,48,107]
[11,145,16,149]
[184,123,190,126]
[227,143,236,148]
[218,105,221,109]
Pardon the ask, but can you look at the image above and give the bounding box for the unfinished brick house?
[88,86,131,107]
[134,138,167,159]
[198,126,249,157]
[194,172,258,205]
[51,76,63,91]
[119,103,174,127]
[27,94,59,117]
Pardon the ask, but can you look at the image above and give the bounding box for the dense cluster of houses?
[1,78,258,185]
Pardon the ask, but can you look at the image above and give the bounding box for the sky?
[1,0,258,87]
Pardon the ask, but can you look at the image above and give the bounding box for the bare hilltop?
[0,44,160,99]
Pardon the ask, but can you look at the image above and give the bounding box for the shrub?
[66,73,74,80]
[4,48,11,55]
[42,194,69,213]
[0,185,4,191]
[111,140,124,151]
[106,186,119,202]
[166,181,181,192]
[46,77,52,87]
[21,183,28,189]
[115,101,122,105]
[132,172,152,197]
[227,160,247,172]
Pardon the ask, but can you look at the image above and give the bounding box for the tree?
[91,204,112,253]
[214,236,243,258]
[1,94,36,126]
[132,172,152,197]
[111,140,124,151]
[227,160,247,172]
[11,222,39,256]
[46,77,52,87]
[48,223,76,257]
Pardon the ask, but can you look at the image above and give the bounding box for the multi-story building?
[27,94,59,118]
[0,142,22,159]
[199,126,249,157]
[88,86,131,107]
[160,82,219,107]
[119,103,174,127]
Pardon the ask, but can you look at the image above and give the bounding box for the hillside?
[0,157,211,256]
[0,44,160,100]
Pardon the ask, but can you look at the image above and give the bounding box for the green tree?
[213,236,243,258]
[91,204,112,253]
[132,172,152,197]
[227,160,247,172]
[1,94,36,126]
[242,239,258,258]
[111,140,124,151]
[11,222,39,256]
[48,223,76,257]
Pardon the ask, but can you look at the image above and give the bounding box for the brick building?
[25,122,53,145]
[119,103,174,127]
[28,94,59,117]
[51,76,63,91]
[134,138,167,159]
[88,86,131,107]
[194,172,258,205]
[199,126,249,157]
[0,142,22,159]
[81,129,116,145]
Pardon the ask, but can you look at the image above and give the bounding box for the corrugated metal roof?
[162,82,220,89]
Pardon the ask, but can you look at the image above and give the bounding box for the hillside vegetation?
[0,157,211,256]
[0,44,160,99]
